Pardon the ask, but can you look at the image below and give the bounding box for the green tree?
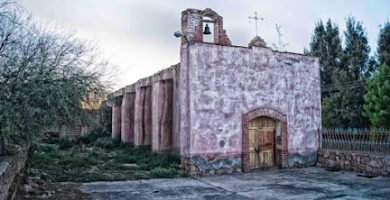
[309,17,372,128]
[342,17,371,80]
[363,21,390,128]
[363,64,390,128]
[308,19,343,86]
[377,21,390,67]
[336,17,372,128]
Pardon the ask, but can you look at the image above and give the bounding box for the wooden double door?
[249,117,276,169]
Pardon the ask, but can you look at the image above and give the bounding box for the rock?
[372,167,381,175]
[329,151,336,160]
[324,150,330,158]
[366,166,373,173]
[360,156,369,165]
[368,160,381,168]
[345,154,352,161]
[121,163,138,168]
[344,161,352,170]
[381,170,389,176]
[248,36,267,48]
[23,184,33,193]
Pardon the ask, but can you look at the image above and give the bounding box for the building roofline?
[191,41,319,59]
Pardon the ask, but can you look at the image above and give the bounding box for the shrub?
[137,151,180,170]
[77,131,106,145]
[150,167,177,178]
[58,138,74,150]
[94,137,116,149]
[57,154,99,168]
[364,64,390,128]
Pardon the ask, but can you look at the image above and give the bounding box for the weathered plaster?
[111,64,180,147]
[121,93,135,144]
[180,42,321,169]
[108,8,320,174]
[111,100,122,141]
[134,86,152,146]
[151,79,174,151]
[179,45,191,156]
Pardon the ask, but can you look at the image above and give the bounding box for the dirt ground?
[16,181,91,200]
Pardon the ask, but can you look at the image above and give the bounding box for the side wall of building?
[111,64,180,151]
[180,42,321,174]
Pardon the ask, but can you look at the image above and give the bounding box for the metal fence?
[322,129,390,154]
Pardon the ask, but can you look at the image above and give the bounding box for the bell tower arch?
[180,8,231,46]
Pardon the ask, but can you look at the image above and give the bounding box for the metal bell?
[203,24,211,35]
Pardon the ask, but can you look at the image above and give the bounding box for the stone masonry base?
[318,149,390,176]
[182,154,242,176]
[182,151,319,175]
[288,151,318,167]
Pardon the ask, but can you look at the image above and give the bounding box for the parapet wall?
[111,64,179,97]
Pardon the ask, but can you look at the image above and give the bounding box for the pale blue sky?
[19,0,390,89]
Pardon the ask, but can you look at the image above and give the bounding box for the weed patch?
[29,136,181,182]
[150,167,178,178]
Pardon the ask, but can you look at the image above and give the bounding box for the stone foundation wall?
[288,152,317,167]
[0,147,28,200]
[182,153,242,175]
[318,149,390,176]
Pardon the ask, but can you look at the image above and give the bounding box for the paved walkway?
[80,167,390,200]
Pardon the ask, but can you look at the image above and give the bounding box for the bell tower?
[180,8,231,46]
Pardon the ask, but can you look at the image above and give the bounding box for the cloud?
[19,0,390,90]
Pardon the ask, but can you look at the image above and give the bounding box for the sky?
[19,0,389,90]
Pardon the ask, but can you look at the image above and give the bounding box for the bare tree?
[0,0,115,154]
[272,24,289,52]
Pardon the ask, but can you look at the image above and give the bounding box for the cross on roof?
[248,11,264,36]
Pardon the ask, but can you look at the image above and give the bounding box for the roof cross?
[248,11,264,36]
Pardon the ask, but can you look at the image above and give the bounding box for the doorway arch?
[242,107,288,171]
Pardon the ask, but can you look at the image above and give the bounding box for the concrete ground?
[80,167,390,200]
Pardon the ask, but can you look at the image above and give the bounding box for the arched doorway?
[242,107,288,171]
[249,116,276,169]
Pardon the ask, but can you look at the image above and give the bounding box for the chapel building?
[108,8,321,174]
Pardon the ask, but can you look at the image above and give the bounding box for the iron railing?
[322,129,390,154]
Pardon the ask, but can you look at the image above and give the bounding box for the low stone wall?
[182,153,242,175]
[318,149,390,176]
[0,147,28,200]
